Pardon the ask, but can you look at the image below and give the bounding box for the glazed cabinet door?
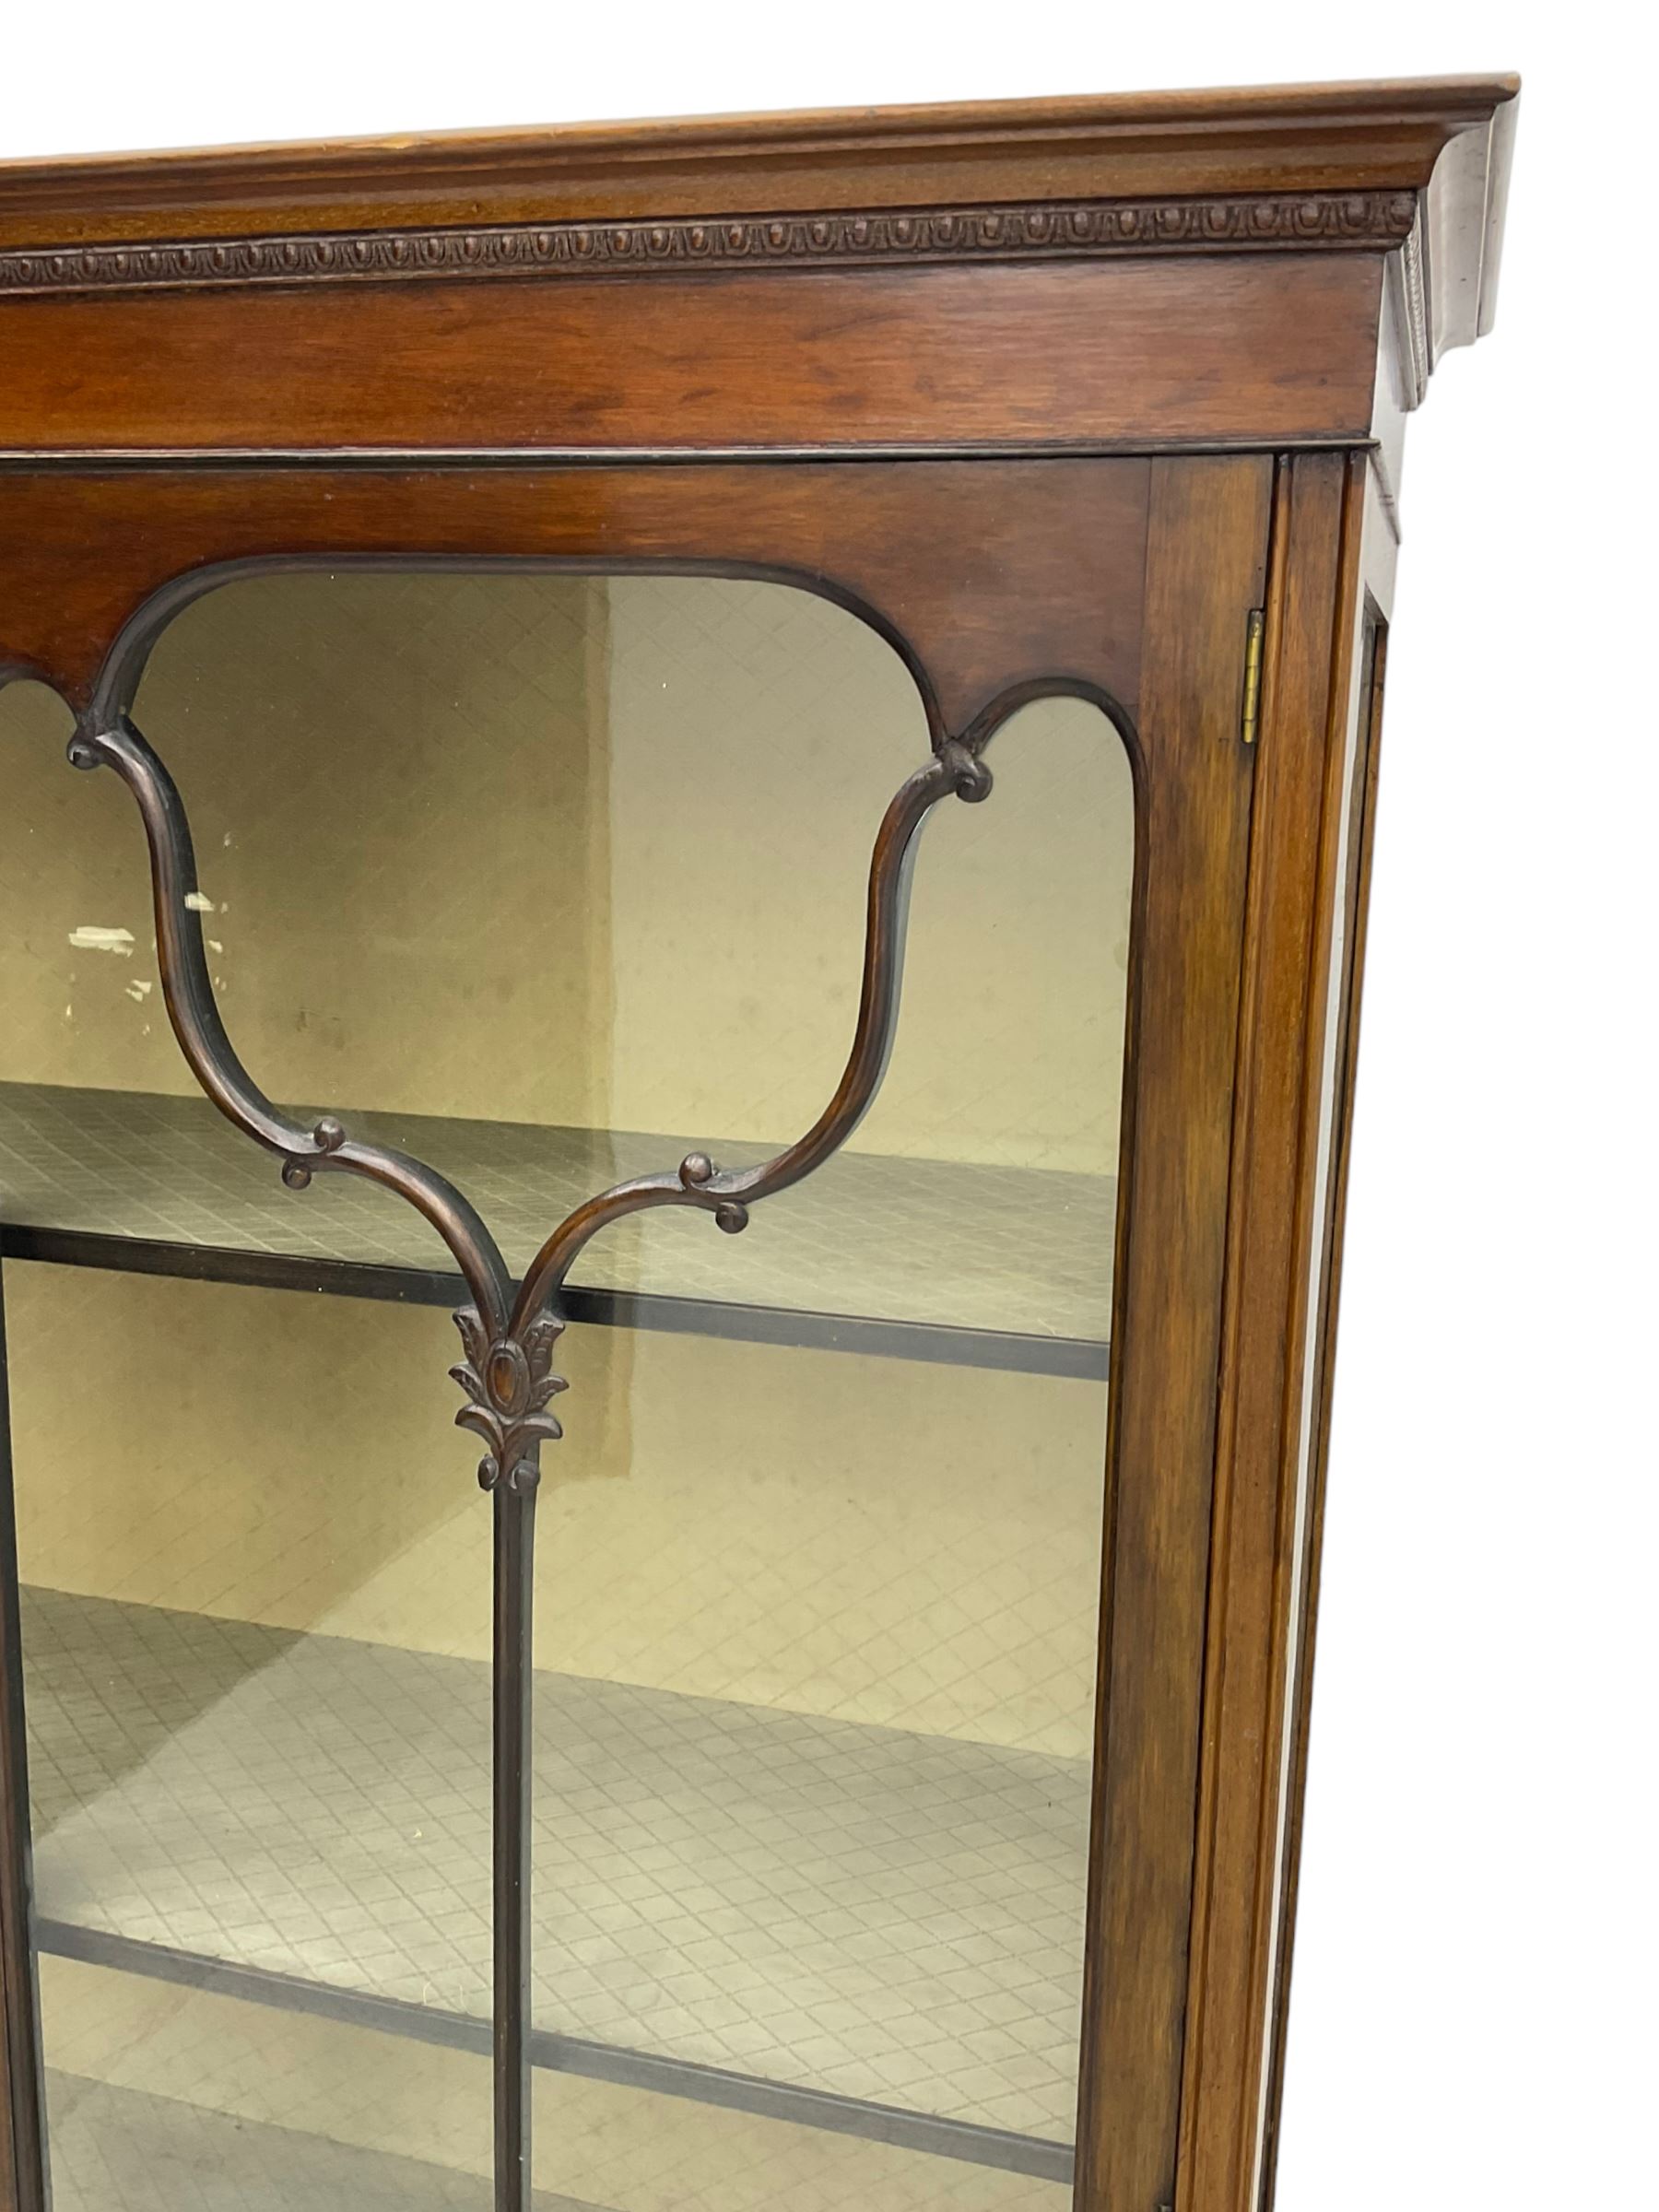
[0,453,1270,2212]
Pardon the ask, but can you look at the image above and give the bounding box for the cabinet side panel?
[1177,451,1370,2212]
[1257,588,1389,2209]
[1076,455,1270,2212]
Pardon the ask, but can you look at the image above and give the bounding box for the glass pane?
[39,1953,492,2209]
[0,570,1133,2208]
[7,1258,495,2200]
[0,580,1119,1353]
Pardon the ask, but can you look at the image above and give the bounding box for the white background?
[5,6,1651,2207]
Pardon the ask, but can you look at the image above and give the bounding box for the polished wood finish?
[1077,454,1269,2212]
[0,458,1151,723]
[0,76,1518,2212]
[0,76,1515,266]
[1259,582,1391,2212]
[0,75,1517,461]
[0,257,1384,455]
[1179,449,1379,2212]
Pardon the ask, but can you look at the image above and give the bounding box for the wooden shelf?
[0,1083,1112,1378]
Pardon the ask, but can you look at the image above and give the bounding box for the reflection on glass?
[0,571,1132,2209]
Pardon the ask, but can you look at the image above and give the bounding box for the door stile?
[1176,449,1374,2212]
[1074,453,1272,2212]
[0,1266,50,2212]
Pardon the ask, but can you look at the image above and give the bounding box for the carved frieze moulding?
[0,188,1418,297]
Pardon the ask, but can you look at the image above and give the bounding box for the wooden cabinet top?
[0,76,1517,399]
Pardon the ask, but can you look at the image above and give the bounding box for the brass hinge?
[1240,606,1265,746]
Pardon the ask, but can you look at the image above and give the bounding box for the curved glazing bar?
[63,697,1001,2212]
[510,735,991,1334]
[69,716,513,1338]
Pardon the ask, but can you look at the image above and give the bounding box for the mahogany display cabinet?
[0,75,1518,2212]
